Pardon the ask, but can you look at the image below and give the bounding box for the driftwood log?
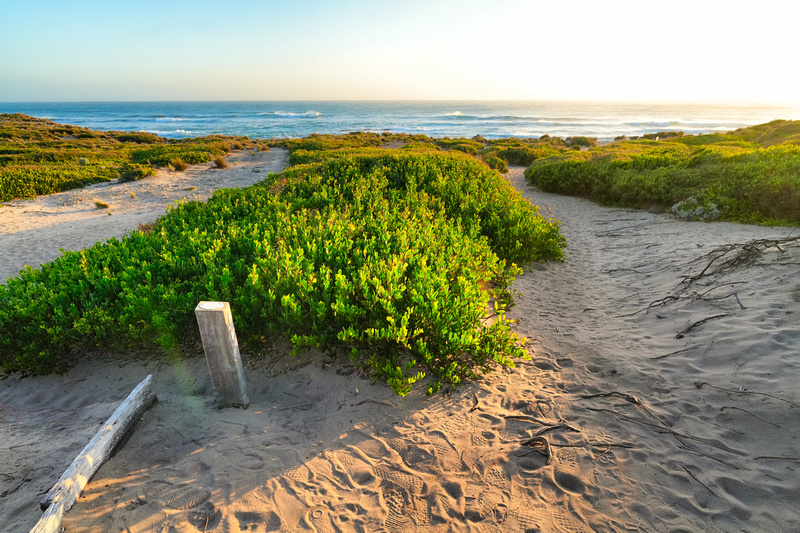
[31,374,156,533]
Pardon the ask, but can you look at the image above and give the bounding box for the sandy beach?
[2,163,799,532]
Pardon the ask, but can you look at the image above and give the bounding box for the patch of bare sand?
[2,165,799,532]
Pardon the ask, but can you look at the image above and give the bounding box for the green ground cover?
[1,135,565,395]
[524,120,800,225]
[0,114,266,201]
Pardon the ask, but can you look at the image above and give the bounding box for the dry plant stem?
[503,414,580,433]
[720,406,780,427]
[676,314,730,338]
[652,345,704,360]
[683,236,800,285]
[354,398,398,408]
[695,381,800,408]
[680,464,719,497]
[702,292,746,309]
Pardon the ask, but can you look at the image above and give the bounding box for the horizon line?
[3,98,800,107]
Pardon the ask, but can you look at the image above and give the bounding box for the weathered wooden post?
[195,301,249,409]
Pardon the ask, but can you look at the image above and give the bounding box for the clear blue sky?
[1,0,798,103]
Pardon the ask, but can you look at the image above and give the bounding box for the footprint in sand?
[514,449,548,477]
[187,502,222,531]
[552,448,587,496]
[551,507,593,533]
[163,486,211,510]
[233,511,264,531]
[374,465,423,494]
[272,485,308,530]
[224,446,266,471]
[466,489,509,524]
[334,449,377,487]
[429,430,464,472]
[383,486,417,532]
[508,506,541,532]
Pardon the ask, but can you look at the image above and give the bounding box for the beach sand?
[2,164,799,532]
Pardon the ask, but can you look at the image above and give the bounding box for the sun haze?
[1,0,798,103]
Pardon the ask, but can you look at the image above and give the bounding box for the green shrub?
[0,151,565,396]
[119,163,156,182]
[111,131,166,144]
[525,122,800,225]
[0,114,254,201]
[566,136,597,148]
[485,156,508,173]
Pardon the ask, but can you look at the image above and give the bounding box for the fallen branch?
[33,375,156,533]
[703,292,746,310]
[695,381,799,408]
[652,345,703,360]
[354,398,398,408]
[720,406,780,427]
[675,314,729,338]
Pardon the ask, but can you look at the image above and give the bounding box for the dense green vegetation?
[0,140,565,394]
[6,114,797,392]
[525,120,800,225]
[0,114,267,201]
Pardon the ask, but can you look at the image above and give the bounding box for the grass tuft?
[213,155,229,169]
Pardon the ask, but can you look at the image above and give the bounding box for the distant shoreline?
[4,100,799,141]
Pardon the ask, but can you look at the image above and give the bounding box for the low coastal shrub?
[214,155,229,168]
[170,157,189,171]
[0,150,565,396]
[525,121,800,225]
[119,163,155,182]
[0,166,117,201]
[484,156,508,173]
[0,114,263,201]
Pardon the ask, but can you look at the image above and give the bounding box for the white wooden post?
[195,301,249,409]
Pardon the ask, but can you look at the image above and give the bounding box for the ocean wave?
[261,111,321,118]
[144,129,193,135]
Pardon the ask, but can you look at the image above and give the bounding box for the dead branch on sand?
[682,236,800,286]
[675,314,730,338]
[695,381,800,408]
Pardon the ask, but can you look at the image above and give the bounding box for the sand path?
[0,149,289,283]
[2,165,799,532]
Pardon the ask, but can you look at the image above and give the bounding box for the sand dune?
[2,164,799,532]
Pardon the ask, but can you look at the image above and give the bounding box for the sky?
[1,0,799,103]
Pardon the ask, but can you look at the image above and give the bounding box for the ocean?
[2,100,799,142]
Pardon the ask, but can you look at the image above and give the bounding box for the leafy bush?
[119,163,156,182]
[525,121,800,225]
[0,151,565,396]
[484,156,508,173]
[566,136,597,148]
[0,167,116,201]
[0,114,262,201]
[111,131,166,144]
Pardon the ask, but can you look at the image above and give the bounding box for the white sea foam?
[271,111,321,118]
